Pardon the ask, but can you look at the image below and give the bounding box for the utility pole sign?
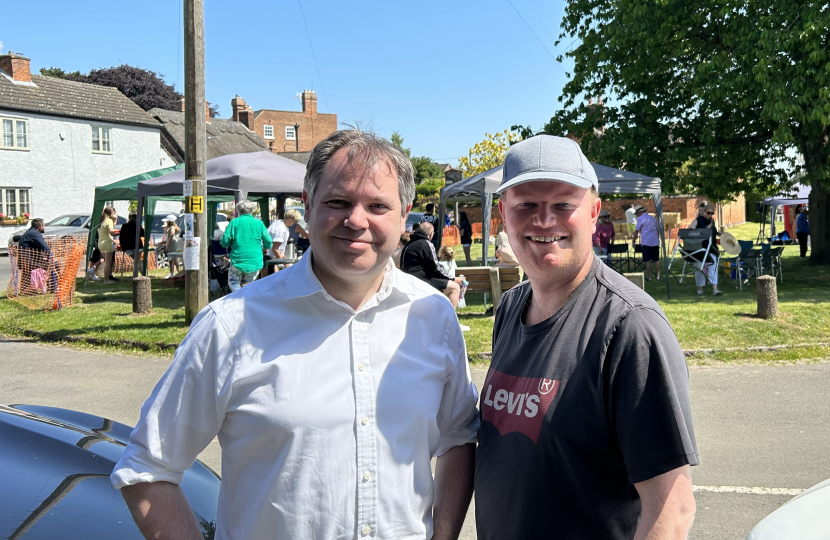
[183,0,208,324]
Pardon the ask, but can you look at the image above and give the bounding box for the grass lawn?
[1,221,828,365]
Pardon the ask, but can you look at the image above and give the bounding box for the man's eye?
[326,199,349,206]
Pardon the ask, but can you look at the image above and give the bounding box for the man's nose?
[344,204,369,229]
[533,205,558,227]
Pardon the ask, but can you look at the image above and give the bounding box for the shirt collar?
[284,248,416,309]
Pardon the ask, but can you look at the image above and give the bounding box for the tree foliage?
[532,0,830,262]
[411,156,443,184]
[40,64,226,117]
[458,129,520,178]
[390,130,411,158]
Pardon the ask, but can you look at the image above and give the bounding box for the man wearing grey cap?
[474,135,698,539]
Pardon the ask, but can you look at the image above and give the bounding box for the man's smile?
[527,235,568,243]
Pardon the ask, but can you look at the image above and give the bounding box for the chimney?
[180,97,186,112]
[205,101,211,123]
[0,52,32,83]
[301,90,317,115]
[231,95,255,129]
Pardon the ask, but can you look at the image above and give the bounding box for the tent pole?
[481,192,492,266]
[437,198,447,249]
[653,193,670,299]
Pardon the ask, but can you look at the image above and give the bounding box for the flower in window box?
[24,213,30,218]
[0,213,5,219]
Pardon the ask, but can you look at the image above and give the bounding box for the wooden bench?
[456,266,522,312]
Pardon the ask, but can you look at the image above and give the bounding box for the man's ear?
[498,197,507,234]
[302,191,311,219]
[401,203,413,234]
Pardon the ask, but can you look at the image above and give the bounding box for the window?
[285,125,296,141]
[1,117,28,150]
[263,125,274,139]
[91,125,112,153]
[0,188,31,217]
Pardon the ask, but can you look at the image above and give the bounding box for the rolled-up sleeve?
[435,313,480,456]
[111,306,236,489]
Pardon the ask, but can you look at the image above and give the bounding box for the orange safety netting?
[6,236,85,310]
[111,248,158,276]
[442,226,460,247]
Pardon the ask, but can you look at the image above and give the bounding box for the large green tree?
[533,0,830,263]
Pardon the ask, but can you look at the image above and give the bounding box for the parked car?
[0,403,219,539]
[746,478,830,539]
[405,212,425,232]
[8,214,127,248]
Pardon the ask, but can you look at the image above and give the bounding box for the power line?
[297,0,331,113]
[177,0,182,91]
[505,0,567,75]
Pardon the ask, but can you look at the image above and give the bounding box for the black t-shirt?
[475,257,698,539]
[118,222,144,251]
[459,219,473,244]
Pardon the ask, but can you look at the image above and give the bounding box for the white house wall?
[0,109,173,248]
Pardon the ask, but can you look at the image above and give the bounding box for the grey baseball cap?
[496,135,599,194]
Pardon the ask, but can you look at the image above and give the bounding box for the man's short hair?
[425,203,435,213]
[419,222,434,237]
[305,130,415,216]
[30,218,44,229]
[284,209,302,222]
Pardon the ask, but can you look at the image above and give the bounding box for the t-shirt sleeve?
[434,307,480,456]
[110,306,236,489]
[607,307,699,484]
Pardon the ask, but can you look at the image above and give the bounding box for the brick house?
[230,90,337,155]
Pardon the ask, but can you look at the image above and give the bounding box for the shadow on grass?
[39,320,188,336]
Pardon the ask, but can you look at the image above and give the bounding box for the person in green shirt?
[220,200,273,292]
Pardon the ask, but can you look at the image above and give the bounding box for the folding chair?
[732,249,763,290]
[667,229,718,286]
[761,247,784,282]
[605,243,630,273]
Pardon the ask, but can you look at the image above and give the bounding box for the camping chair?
[732,249,763,290]
[761,246,784,282]
[667,229,718,286]
[605,243,630,273]
[208,240,230,300]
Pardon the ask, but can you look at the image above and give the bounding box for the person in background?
[796,205,810,258]
[163,216,183,279]
[420,203,441,251]
[391,232,410,268]
[592,209,615,255]
[458,211,473,266]
[401,222,465,309]
[445,211,452,227]
[268,209,304,260]
[98,207,118,284]
[18,218,53,293]
[18,218,51,255]
[494,225,520,268]
[438,246,469,317]
[220,200,273,291]
[624,204,637,238]
[688,203,722,295]
[118,213,144,260]
[632,205,661,281]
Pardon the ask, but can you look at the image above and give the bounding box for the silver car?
[746,479,830,539]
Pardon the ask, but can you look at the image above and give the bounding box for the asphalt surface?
[2,336,830,539]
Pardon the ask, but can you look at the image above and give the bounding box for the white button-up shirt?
[111,252,480,540]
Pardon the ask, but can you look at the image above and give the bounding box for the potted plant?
[16,213,30,225]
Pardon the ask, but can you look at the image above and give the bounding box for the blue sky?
[2,0,574,166]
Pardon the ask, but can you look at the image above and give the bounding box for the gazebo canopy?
[136,151,305,200]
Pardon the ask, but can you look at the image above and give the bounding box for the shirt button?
[361,524,371,536]
[357,363,365,372]
[361,416,370,426]
[363,470,372,481]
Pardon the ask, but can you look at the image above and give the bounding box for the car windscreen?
[47,215,87,227]
[406,213,424,225]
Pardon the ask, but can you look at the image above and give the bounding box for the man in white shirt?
[632,204,662,281]
[112,130,480,540]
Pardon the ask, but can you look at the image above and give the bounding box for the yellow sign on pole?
[185,195,204,213]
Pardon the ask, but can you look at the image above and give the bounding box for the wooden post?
[756,275,778,319]
[489,266,502,314]
[183,0,208,324]
[132,276,152,314]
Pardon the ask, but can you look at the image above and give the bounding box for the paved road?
[2,336,829,539]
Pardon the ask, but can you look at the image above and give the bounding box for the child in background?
[438,246,467,311]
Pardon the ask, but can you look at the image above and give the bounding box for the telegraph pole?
[183,0,208,323]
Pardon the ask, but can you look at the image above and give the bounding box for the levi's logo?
[481,369,560,443]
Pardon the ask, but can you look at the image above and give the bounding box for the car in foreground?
[0,403,220,539]
[746,479,830,539]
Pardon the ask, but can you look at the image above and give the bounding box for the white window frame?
[263,125,274,139]
[91,125,112,154]
[285,125,296,141]
[0,188,32,218]
[1,116,29,150]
